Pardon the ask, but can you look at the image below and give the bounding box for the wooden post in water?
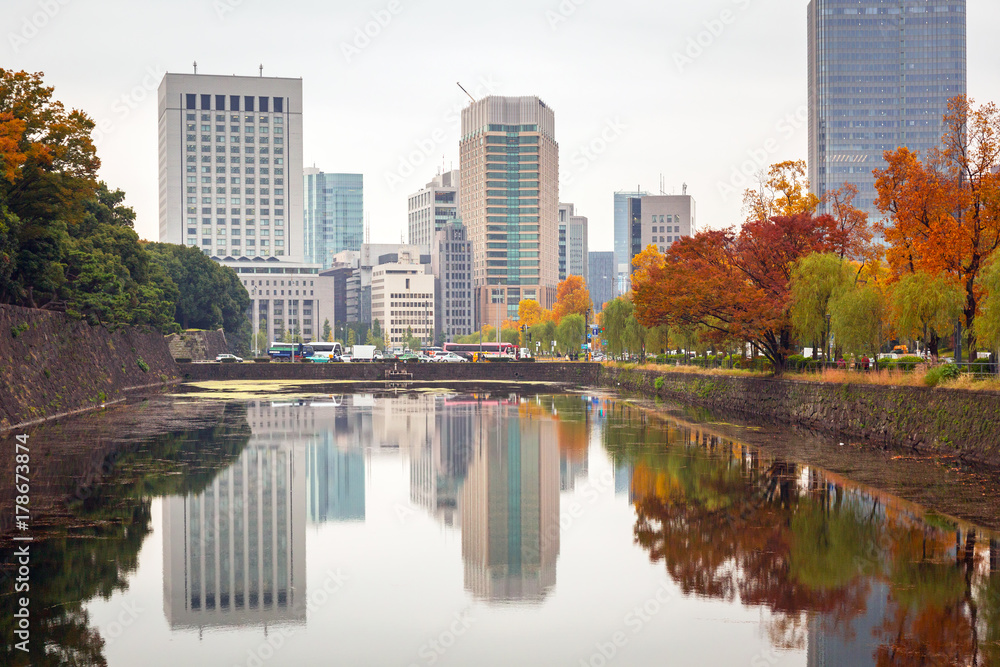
[992,539,999,573]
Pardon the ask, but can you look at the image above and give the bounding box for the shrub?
[220,356,238,363]
[925,363,960,387]
[654,377,664,390]
[253,357,271,363]
[896,356,924,372]
[10,322,29,338]
[136,358,149,372]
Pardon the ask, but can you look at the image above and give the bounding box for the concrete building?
[626,191,696,286]
[353,244,431,327]
[613,190,648,296]
[319,250,359,337]
[370,251,436,348]
[158,72,333,345]
[431,220,474,343]
[587,251,614,313]
[557,203,588,282]
[158,72,303,261]
[408,170,460,248]
[459,96,560,327]
[303,169,363,268]
[807,0,967,215]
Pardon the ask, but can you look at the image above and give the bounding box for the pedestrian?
[837,357,846,369]
[862,355,870,371]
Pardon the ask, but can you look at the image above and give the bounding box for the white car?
[434,352,468,363]
[215,353,244,362]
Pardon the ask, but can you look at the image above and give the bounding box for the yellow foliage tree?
[742,159,820,224]
[517,299,551,327]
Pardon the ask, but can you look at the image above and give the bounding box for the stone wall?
[600,366,1000,465]
[165,329,229,360]
[182,360,601,385]
[0,305,181,431]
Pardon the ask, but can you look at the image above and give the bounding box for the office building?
[431,219,474,343]
[557,203,588,282]
[319,250,360,337]
[627,191,696,286]
[588,251,614,313]
[807,0,967,215]
[408,170,460,248]
[370,250,436,347]
[304,169,363,268]
[613,190,648,295]
[460,96,560,327]
[158,72,303,261]
[158,72,334,344]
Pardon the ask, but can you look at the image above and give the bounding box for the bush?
[896,356,923,372]
[654,377,664,390]
[924,363,960,387]
[220,356,238,363]
[253,357,271,363]
[136,358,149,373]
[10,322,29,338]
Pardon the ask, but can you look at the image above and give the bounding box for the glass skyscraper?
[807,0,966,215]
[613,190,647,296]
[304,169,363,269]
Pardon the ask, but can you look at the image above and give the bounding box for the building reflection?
[162,400,308,630]
[307,440,365,523]
[410,398,475,527]
[460,399,560,602]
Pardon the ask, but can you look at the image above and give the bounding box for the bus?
[267,342,314,361]
[309,342,344,359]
[443,342,518,361]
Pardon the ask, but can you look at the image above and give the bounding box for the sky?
[5,0,999,252]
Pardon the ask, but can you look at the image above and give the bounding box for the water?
[2,390,999,666]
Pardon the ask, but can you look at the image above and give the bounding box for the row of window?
[185,94,286,113]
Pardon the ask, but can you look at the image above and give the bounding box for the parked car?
[434,352,468,363]
[216,353,244,362]
[305,355,330,363]
[340,355,353,363]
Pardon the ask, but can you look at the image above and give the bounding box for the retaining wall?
[0,305,180,431]
[599,366,1000,465]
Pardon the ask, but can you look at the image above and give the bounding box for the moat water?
[2,388,999,666]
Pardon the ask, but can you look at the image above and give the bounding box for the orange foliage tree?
[517,299,550,327]
[632,212,847,373]
[551,275,591,322]
[874,96,1000,354]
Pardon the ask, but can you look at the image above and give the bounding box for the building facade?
[622,192,696,290]
[558,203,588,282]
[408,170,460,248]
[613,190,648,295]
[588,251,614,313]
[370,252,436,348]
[431,220,474,343]
[158,72,304,261]
[459,96,560,327]
[807,0,967,215]
[303,169,363,268]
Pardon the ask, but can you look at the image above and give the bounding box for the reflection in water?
[162,401,306,629]
[460,397,560,602]
[603,399,1000,667]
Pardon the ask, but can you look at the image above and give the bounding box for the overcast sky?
[6,0,999,252]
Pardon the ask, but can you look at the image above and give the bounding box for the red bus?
[443,342,518,361]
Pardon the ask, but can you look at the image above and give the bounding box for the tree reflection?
[604,402,997,664]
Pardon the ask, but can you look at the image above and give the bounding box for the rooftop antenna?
[457,82,476,104]
[659,174,665,195]
[193,60,197,74]
[683,182,688,195]
[259,64,263,77]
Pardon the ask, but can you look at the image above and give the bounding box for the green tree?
[529,320,556,356]
[790,253,854,358]
[146,243,251,354]
[322,318,332,342]
[891,271,963,356]
[830,282,889,359]
[347,328,356,348]
[253,328,269,354]
[291,323,302,343]
[501,326,520,347]
[556,313,585,356]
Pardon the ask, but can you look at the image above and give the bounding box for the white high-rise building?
[557,203,588,282]
[408,170,460,248]
[158,72,334,344]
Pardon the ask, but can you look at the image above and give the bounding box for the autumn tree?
[552,275,591,322]
[742,159,819,224]
[822,183,876,266]
[890,271,963,357]
[632,209,847,373]
[874,96,1000,356]
[517,299,550,327]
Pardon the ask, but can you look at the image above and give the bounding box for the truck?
[352,345,377,362]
